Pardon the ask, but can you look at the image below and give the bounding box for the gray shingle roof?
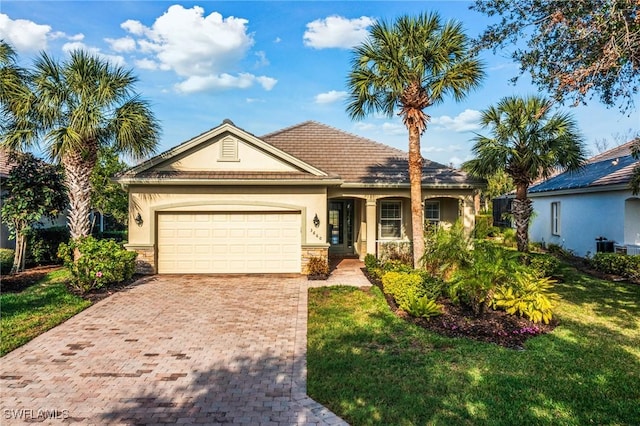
[529,139,639,193]
[262,121,483,187]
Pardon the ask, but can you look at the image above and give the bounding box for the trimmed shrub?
[26,226,70,265]
[494,271,558,324]
[382,271,424,309]
[527,253,562,278]
[590,253,640,279]
[0,249,15,274]
[306,256,329,279]
[58,236,137,293]
[381,259,414,274]
[364,253,378,271]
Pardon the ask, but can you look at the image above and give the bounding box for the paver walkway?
[1,260,369,425]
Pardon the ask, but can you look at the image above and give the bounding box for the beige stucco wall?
[328,187,478,259]
[128,184,327,245]
[157,136,301,172]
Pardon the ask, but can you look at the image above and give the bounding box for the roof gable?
[530,138,639,193]
[119,120,329,182]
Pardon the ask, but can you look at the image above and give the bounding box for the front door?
[328,199,354,255]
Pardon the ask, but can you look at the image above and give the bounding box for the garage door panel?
[157,212,301,273]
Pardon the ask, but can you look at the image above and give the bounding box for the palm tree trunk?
[62,147,97,259]
[408,125,424,267]
[512,184,532,252]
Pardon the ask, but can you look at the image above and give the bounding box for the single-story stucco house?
[529,139,640,257]
[0,149,15,249]
[117,120,484,274]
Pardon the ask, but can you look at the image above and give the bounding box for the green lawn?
[307,264,640,425]
[1,269,91,356]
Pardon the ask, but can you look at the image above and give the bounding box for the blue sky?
[1,1,638,167]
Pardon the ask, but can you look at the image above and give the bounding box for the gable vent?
[219,136,238,161]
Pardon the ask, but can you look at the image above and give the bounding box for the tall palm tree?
[1,43,160,250]
[346,13,484,267]
[463,96,586,252]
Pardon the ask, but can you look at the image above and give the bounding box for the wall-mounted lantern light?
[313,213,320,228]
[135,213,143,226]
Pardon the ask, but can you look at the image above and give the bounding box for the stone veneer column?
[300,245,329,274]
[125,244,156,274]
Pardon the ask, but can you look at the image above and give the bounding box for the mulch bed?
[1,265,150,303]
[362,269,556,350]
[1,265,62,292]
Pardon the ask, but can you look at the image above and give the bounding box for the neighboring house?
[0,149,16,249]
[117,120,484,274]
[529,139,640,257]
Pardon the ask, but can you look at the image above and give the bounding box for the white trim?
[529,184,631,197]
[119,178,343,186]
[424,200,440,225]
[379,200,402,239]
[120,122,328,178]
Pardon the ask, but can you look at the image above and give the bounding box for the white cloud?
[274,37,281,43]
[62,41,126,67]
[135,58,159,70]
[119,5,275,93]
[254,50,269,67]
[105,36,136,53]
[353,122,376,132]
[431,109,482,132]
[315,90,347,104]
[0,13,51,51]
[175,73,277,93]
[303,15,374,49]
[353,121,406,136]
[256,76,277,90]
[121,19,146,36]
[0,14,84,53]
[422,144,462,153]
[382,122,406,136]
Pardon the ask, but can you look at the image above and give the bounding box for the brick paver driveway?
[1,275,347,425]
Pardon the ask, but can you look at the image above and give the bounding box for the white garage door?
[157,212,301,274]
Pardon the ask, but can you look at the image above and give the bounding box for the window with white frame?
[380,201,402,239]
[551,202,561,236]
[425,200,440,226]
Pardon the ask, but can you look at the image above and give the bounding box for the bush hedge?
[26,226,70,265]
[0,248,15,274]
[590,253,640,280]
[58,236,137,293]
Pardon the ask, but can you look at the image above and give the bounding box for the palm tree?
[346,13,484,267]
[463,96,586,252]
[1,43,160,252]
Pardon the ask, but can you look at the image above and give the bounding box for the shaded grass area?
[1,269,91,356]
[307,264,640,425]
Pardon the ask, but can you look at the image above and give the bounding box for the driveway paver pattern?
[1,269,365,425]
